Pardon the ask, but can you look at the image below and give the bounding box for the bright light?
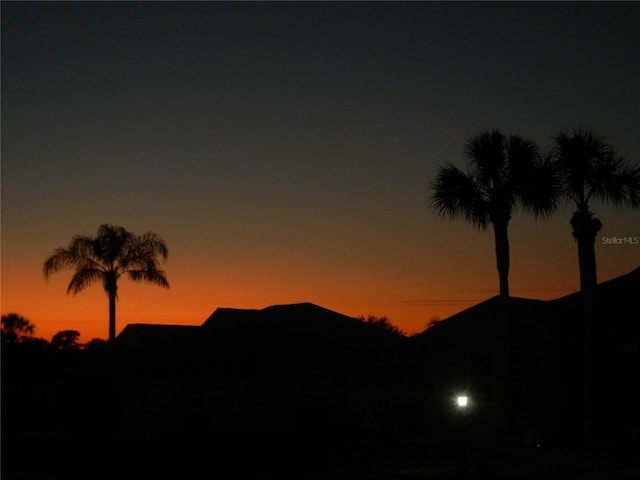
[456,395,469,408]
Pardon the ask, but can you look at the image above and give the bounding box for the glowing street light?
[456,395,469,408]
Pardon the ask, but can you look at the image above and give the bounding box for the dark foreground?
[3,431,639,480]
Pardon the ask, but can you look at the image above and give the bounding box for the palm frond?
[464,129,506,189]
[621,164,640,208]
[138,232,169,259]
[506,135,539,186]
[95,224,134,265]
[43,248,76,277]
[429,163,488,229]
[517,155,562,219]
[43,242,101,278]
[551,129,639,211]
[119,231,169,271]
[591,157,640,207]
[68,268,104,295]
[127,269,170,288]
[551,128,614,204]
[68,234,100,259]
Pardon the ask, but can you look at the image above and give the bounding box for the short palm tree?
[429,129,558,297]
[549,128,640,445]
[44,224,170,342]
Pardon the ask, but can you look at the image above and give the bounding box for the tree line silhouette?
[1,313,107,351]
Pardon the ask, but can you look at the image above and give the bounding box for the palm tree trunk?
[492,218,510,297]
[572,213,599,293]
[571,208,601,448]
[108,289,117,342]
[578,239,596,449]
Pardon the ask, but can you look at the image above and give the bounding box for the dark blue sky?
[2,1,639,340]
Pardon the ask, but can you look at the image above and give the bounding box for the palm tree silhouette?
[43,224,170,342]
[429,129,558,297]
[550,128,640,293]
[549,128,640,445]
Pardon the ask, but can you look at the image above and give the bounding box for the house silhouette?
[108,302,408,441]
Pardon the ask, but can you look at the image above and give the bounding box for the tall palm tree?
[429,129,558,297]
[44,224,170,342]
[550,128,640,293]
[549,128,640,445]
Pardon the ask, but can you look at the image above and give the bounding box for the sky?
[2,1,639,343]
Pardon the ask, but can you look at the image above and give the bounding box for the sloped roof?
[203,301,404,342]
[413,265,640,350]
[549,265,640,347]
[410,295,551,354]
[202,302,350,328]
[111,323,202,352]
[550,265,639,309]
[415,296,546,334]
[201,307,261,328]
